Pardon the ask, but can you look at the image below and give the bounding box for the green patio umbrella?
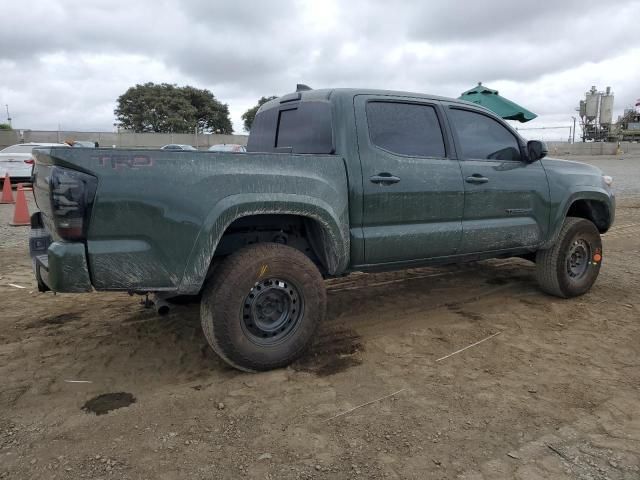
[458,82,537,123]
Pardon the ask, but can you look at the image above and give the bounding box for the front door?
[355,95,465,265]
[445,106,550,254]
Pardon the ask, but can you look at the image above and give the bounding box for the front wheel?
[535,217,603,298]
[200,243,326,372]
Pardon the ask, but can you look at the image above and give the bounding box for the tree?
[241,96,278,132]
[0,123,11,130]
[114,83,233,134]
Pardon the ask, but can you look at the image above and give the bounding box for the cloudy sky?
[1,0,640,140]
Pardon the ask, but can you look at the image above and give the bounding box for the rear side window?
[448,108,521,161]
[366,102,446,157]
[247,101,334,154]
[1,145,37,154]
[276,109,300,148]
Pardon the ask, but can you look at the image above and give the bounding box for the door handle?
[370,173,400,185]
[465,174,489,184]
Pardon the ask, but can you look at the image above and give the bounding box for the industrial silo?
[599,86,614,126]
[585,86,600,120]
[579,100,586,118]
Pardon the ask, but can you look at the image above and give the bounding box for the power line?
[515,126,572,130]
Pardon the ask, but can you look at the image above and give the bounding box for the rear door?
[355,95,465,265]
[445,106,550,253]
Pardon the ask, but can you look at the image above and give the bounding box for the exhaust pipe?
[152,294,170,316]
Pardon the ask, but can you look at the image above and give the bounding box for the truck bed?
[33,147,350,294]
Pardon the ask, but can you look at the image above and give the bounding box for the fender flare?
[541,189,614,249]
[178,193,350,293]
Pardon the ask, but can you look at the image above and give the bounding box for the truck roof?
[249,86,495,155]
[260,87,477,112]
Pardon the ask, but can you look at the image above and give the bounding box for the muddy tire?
[200,243,326,372]
[535,217,603,298]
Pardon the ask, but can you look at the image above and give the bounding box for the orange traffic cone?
[10,183,30,226]
[1,173,14,204]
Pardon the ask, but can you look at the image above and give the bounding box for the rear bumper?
[7,176,32,184]
[29,212,92,293]
[0,165,33,183]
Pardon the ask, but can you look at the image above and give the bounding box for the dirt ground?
[1,156,639,479]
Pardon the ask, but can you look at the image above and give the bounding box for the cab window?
[366,101,446,157]
[247,101,334,154]
[449,108,521,161]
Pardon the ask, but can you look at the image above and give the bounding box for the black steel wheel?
[566,238,591,280]
[200,243,326,372]
[241,278,304,345]
[536,217,602,298]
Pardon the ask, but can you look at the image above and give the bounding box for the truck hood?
[541,157,604,187]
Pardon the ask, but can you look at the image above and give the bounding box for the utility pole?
[5,105,11,126]
[571,116,576,144]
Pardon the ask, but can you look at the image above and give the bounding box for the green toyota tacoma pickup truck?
[29,86,615,372]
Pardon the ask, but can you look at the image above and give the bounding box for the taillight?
[49,166,97,241]
[24,159,35,165]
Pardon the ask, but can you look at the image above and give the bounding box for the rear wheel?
[200,243,326,372]
[535,217,603,298]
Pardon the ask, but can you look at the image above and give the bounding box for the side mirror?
[527,140,548,162]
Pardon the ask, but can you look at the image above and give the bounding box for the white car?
[208,144,246,152]
[0,143,69,183]
[160,144,197,151]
